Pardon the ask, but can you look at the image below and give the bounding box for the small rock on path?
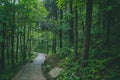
[12,53,46,80]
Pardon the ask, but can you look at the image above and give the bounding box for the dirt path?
[12,53,46,80]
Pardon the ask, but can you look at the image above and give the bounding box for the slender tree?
[74,1,78,60]
[69,0,74,43]
[59,9,63,48]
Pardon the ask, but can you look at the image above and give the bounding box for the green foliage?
[81,56,120,80]
[57,48,71,59]
[0,0,49,79]
[0,65,21,80]
[81,59,105,80]
[57,0,66,9]
[1,0,120,80]
[56,54,79,80]
[0,71,14,80]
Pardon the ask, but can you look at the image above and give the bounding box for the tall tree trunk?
[29,25,32,61]
[11,1,16,65]
[60,9,63,48]
[74,4,78,60]
[6,37,10,64]
[20,31,23,62]
[20,16,24,63]
[0,22,6,69]
[27,25,32,62]
[23,17,26,63]
[81,0,93,68]
[69,0,74,43]
[16,28,19,62]
[52,34,56,54]
[16,12,20,62]
[106,0,111,50]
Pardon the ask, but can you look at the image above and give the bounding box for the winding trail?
[12,53,46,80]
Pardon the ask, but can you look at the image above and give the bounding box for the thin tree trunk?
[46,32,49,54]
[74,4,78,60]
[60,9,63,48]
[54,34,56,53]
[7,36,10,64]
[16,29,19,62]
[52,34,56,54]
[106,0,111,49]
[23,18,26,63]
[69,0,74,43]
[11,2,16,65]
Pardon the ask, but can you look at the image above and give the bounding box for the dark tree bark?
[16,12,20,62]
[81,0,93,68]
[29,25,32,61]
[106,0,111,50]
[27,24,32,62]
[52,35,56,54]
[0,22,6,69]
[59,9,63,48]
[11,1,16,65]
[6,36,10,64]
[69,0,74,43]
[74,4,78,60]
[11,23,15,65]
[23,19,26,63]
[16,26,19,62]
[20,30,23,63]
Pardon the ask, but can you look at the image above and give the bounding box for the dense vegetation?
[0,0,120,80]
[0,0,47,79]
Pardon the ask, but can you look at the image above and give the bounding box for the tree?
[81,0,93,68]
[74,0,78,60]
[69,0,74,43]
[59,9,63,48]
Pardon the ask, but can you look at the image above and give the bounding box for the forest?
[0,0,120,80]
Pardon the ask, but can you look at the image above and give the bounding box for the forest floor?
[12,53,46,80]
